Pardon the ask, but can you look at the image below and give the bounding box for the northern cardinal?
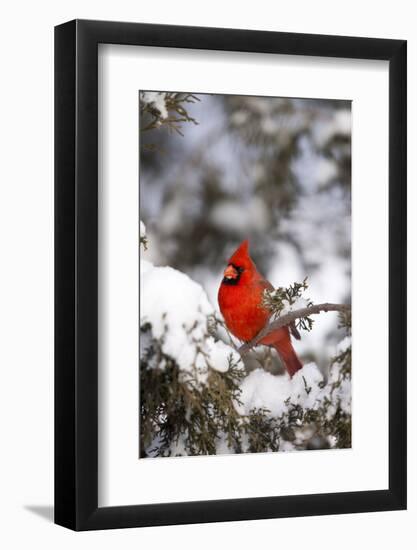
[218,240,303,377]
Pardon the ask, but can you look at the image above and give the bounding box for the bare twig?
[238,303,351,356]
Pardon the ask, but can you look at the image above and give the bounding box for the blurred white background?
[0,1,415,549]
[141,92,351,371]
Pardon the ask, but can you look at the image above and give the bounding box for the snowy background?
[139,91,352,457]
[140,92,351,367]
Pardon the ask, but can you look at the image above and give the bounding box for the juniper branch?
[238,303,351,355]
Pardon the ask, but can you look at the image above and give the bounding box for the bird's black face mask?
[222,263,244,286]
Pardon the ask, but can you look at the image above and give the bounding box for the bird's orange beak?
[223,265,238,280]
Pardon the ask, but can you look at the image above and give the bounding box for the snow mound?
[235,362,324,417]
[140,260,240,382]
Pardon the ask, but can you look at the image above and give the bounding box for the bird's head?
[222,240,254,285]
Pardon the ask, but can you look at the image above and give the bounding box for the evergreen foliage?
[262,277,315,331]
[140,311,351,457]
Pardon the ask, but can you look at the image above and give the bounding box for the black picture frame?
[55,19,407,531]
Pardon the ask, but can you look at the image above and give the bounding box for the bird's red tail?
[273,342,303,378]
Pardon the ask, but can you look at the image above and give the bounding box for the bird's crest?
[227,239,252,269]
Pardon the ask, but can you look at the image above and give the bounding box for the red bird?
[218,240,303,377]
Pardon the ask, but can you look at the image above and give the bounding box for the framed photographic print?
[55,20,407,530]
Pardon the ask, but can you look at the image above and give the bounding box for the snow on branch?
[140,92,200,136]
[238,302,351,356]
